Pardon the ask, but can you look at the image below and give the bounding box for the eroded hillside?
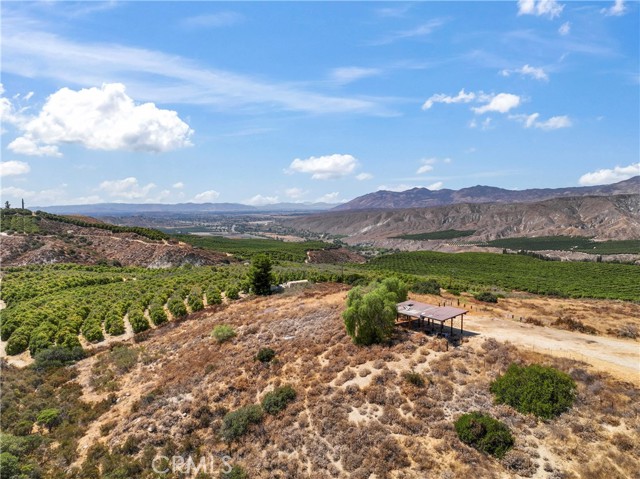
[285,195,640,243]
[0,217,233,268]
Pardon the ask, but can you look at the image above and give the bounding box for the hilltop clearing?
[3,283,637,478]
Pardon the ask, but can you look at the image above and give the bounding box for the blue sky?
[1,0,638,206]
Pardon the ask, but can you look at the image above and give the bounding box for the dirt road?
[465,314,640,383]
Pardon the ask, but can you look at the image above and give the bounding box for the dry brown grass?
[66,283,639,478]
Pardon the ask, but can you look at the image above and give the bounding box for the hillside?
[0,212,233,268]
[334,176,640,211]
[3,284,638,479]
[286,194,640,243]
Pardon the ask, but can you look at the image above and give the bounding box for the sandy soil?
[464,314,640,383]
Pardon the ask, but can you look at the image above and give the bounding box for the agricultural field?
[484,235,640,255]
[393,229,476,240]
[0,264,250,358]
[175,234,335,261]
[363,251,640,301]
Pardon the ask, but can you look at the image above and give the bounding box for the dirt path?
[465,314,640,383]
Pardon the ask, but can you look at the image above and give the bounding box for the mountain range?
[333,176,639,211]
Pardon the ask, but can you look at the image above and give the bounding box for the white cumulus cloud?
[98,177,157,200]
[8,83,193,157]
[422,89,475,110]
[473,93,521,114]
[427,181,444,190]
[172,182,184,189]
[287,154,359,180]
[0,160,31,177]
[578,162,639,186]
[518,0,564,18]
[192,190,221,203]
[601,0,627,16]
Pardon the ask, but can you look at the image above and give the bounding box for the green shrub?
[36,408,62,431]
[149,302,168,326]
[128,309,150,333]
[5,327,30,355]
[490,363,577,419]
[33,346,86,370]
[105,311,125,336]
[402,370,426,387]
[187,287,204,312]
[475,291,498,303]
[167,296,187,319]
[211,325,236,343]
[255,347,276,363]
[28,323,57,356]
[220,405,263,441]
[221,465,248,479]
[206,287,222,305]
[261,385,296,415]
[82,317,104,343]
[411,279,441,295]
[454,412,514,458]
[226,286,240,300]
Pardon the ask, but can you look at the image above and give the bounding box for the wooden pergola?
[396,300,468,337]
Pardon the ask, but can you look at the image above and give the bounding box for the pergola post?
[461,314,464,336]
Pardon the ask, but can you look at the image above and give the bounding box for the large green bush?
[6,327,30,355]
[475,291,498,303]
[490,363,576,419]
[343,282,399,346]
[454,412,514,458]
[220,405,263,441]
[411,279,441,295]
[261,385,296,415]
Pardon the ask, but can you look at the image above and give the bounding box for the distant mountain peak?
[334,176,640,211]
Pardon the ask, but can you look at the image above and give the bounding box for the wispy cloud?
[371,19,446,46]
[330,67,382,85]
[601,0,627,16]
[374,4,412,18]
[1,14,388,116]
[558,21,571,35]
[500,64,549,81]
[180,11,244,29]
[510,112,572,130]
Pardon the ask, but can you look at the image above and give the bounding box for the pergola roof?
[396,300,468,323]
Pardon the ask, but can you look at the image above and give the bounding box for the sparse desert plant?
[212,324,236,343]
[454,411,514,458]
[261,385,297,415]
[474,291,498,303]
[255,347,276,363]
[220,405,264,441]
[402,370,426,387]
[553,316,597,335]
[616,323,638,339]
[490,363,576,419]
